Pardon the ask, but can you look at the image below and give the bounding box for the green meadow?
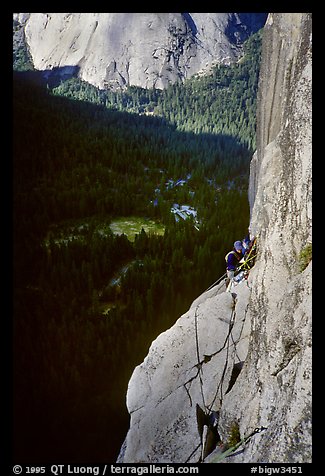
[109,216,165,241]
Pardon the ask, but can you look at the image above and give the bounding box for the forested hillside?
[13,29,262,463]
[52,29,262,151]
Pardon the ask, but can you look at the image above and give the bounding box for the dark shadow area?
[226,13,268,45]
[42,65,80,88]
[13,66,80,88]
[13,70,251,464]
[181,13,198,36]
[13,69,252,163]
[225,361,244,394]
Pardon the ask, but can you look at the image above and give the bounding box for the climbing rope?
[185,301,243,463]
[204,238,258,293]
[210,426,267,463]
[237,237,258,273]
[184,237,258,463]
[206,305,236,415]
[204,273,227,293]
[194,305,207,410]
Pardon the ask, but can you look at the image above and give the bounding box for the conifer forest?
[13,30,262,462]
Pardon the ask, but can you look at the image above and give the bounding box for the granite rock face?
[118,281,251,463]
[118,13,312,463]
[227,12,312,463]
[13,13,266,90]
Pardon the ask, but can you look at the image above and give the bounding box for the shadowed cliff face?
[14,13,267,90]
[227,13,312,462]
[118,13,311,464]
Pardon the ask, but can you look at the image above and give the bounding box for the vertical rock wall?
[218,12,312,463]
[118,13,312,463]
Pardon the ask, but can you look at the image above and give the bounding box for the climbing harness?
[204,238,257,294]
[237,237,257,272]
[226,237,258,292]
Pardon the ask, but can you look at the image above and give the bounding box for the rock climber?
[242,233,251,253]
[225,240,245,289]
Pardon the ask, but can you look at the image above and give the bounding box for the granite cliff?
[118,13,312,463]
[13,13,266,90]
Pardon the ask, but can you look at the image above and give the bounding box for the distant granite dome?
[13,13,267,90]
